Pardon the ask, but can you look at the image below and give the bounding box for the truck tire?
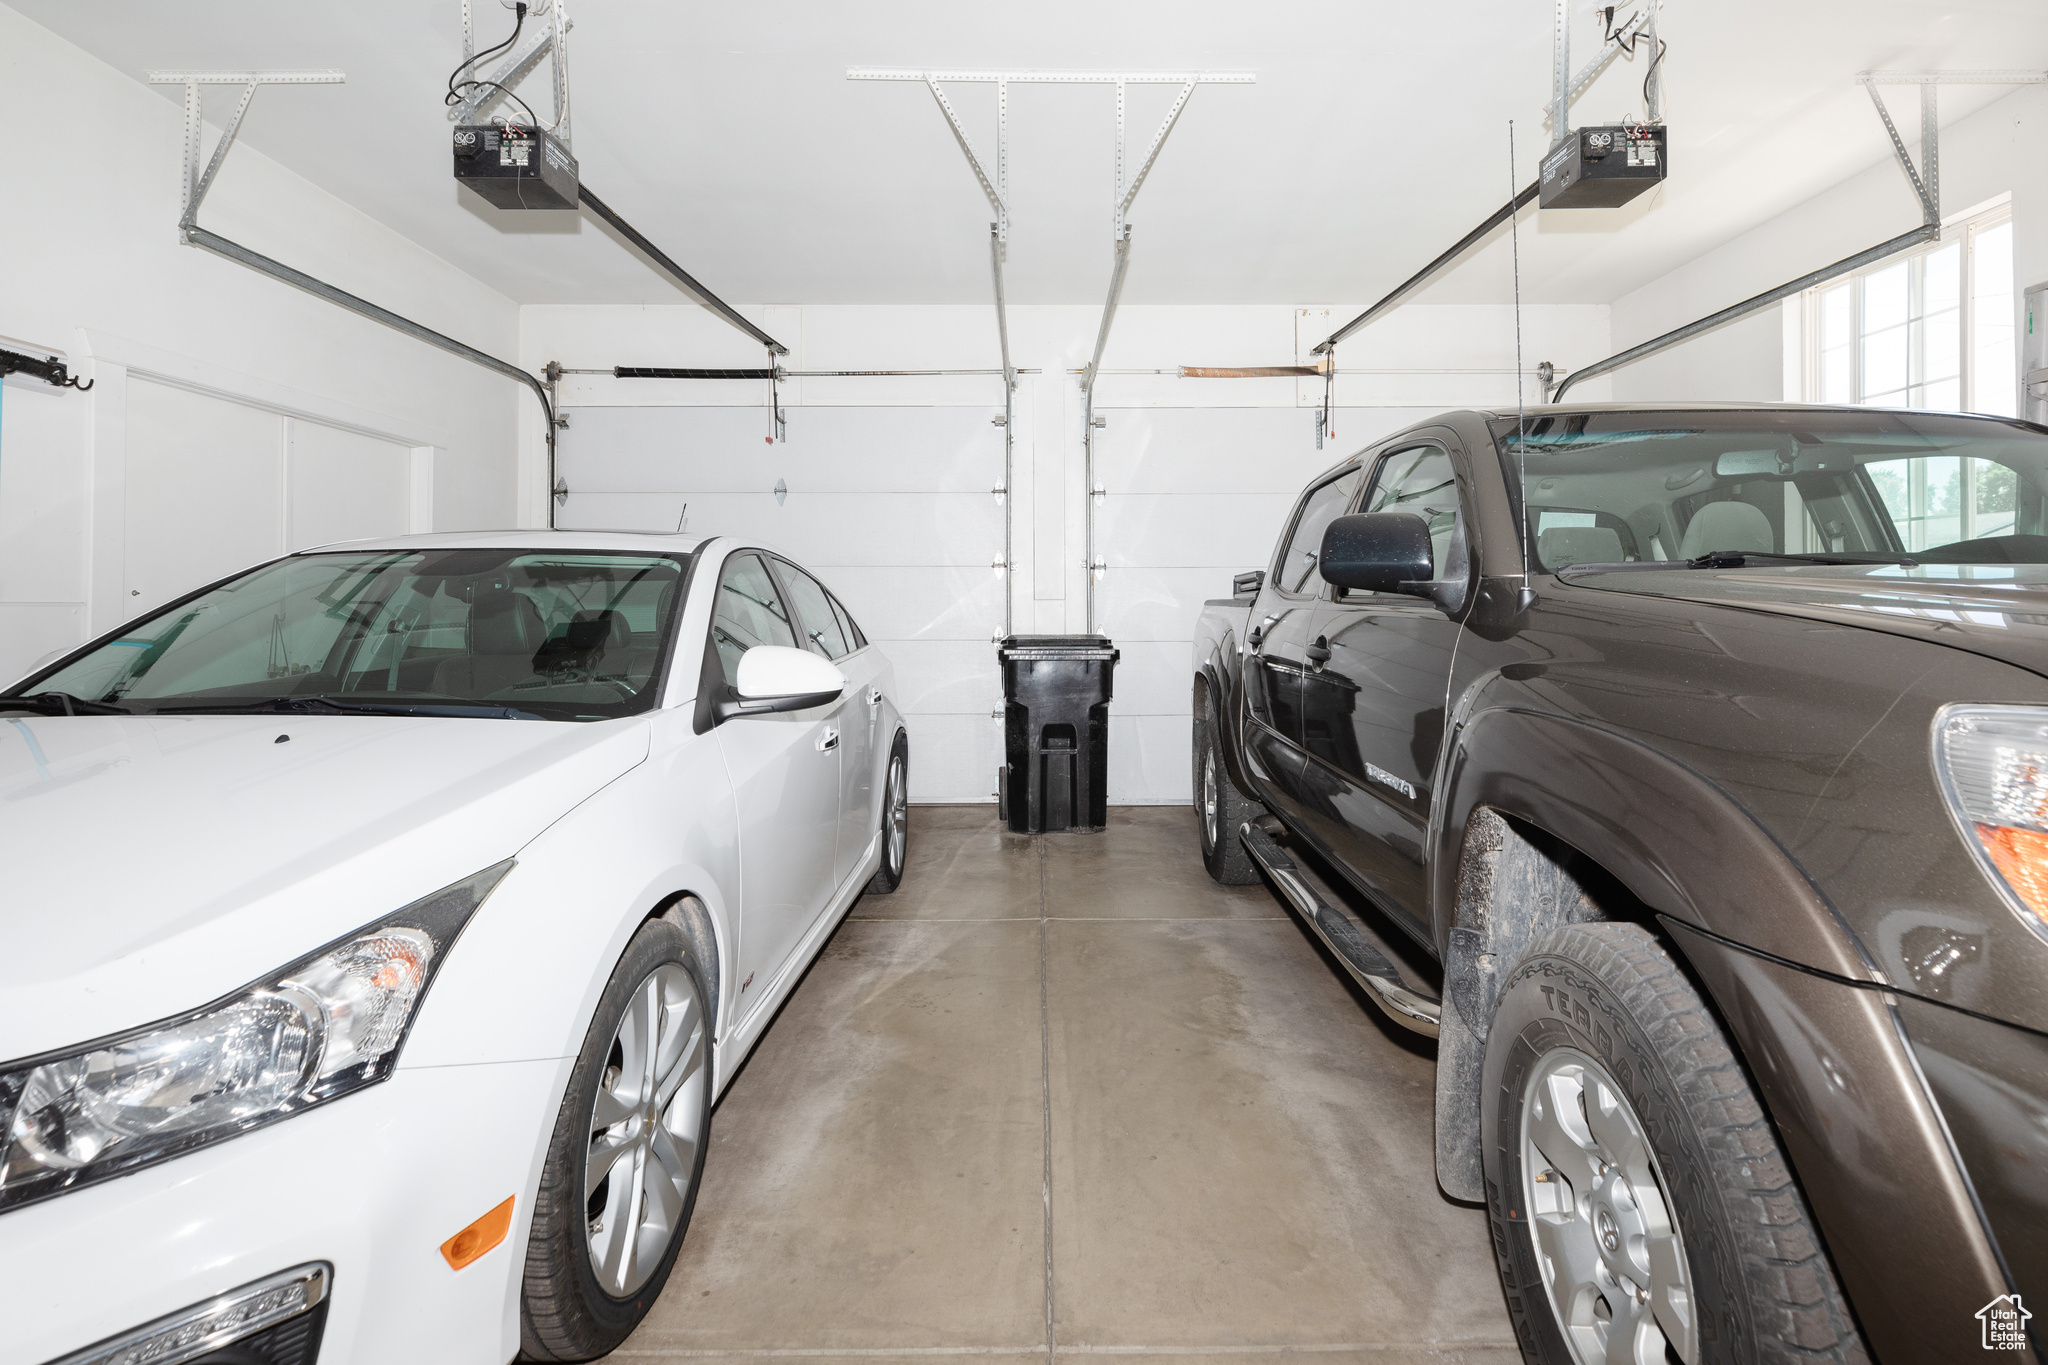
[1482,922,1865,1365]
[1193,705,1261,885]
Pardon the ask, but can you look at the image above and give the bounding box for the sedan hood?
[0,714,649,1062]
[1572,562,2048,680]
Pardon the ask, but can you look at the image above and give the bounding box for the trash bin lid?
[997,634,1119,661]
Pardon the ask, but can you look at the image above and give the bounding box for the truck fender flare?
[1194,646,1256,798]
[1424,704,1876,1201]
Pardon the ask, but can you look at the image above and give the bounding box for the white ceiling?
[13,1,2047,308]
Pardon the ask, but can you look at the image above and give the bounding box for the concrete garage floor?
[618,807,1517,1365]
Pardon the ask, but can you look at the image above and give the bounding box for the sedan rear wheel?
[522,919,713,1361]
[865,732,910,894]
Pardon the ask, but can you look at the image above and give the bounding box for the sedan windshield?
[12,548,691,721]
[1491,409,2048,572]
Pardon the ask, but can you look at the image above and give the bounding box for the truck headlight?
[1934,705,2048,940]
[0,861,511,1214]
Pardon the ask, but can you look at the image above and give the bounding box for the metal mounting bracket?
[853,67,1253,635]
[149,71,345,237]
[146,69,563,524]
[449,0,574,144]
[1551,68,2047,400]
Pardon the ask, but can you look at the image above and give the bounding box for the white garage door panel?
[1096,567,1241,643]
[1096,407,1384,493]
[557,405,1005,803]
[555,491,689,533]
[885,639,1003,715]
[611,492,1000,567]
[1107,714,1192,810]
[1097,494,1297,568]
[825,567,1001,642]
[1108,642,1191,717]
[288,421,410,550]
[125,380,283,613]
[558,405,1003,493]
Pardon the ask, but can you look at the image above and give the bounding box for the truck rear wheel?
[1193,704,1261,885]
[1482,922,1865,1365]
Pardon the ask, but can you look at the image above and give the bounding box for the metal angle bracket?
[450,0,575,143]
[1859,70,2044,230]
[148,71,345,236]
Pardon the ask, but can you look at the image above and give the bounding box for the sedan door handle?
[818,729,840,751]
[1305,637,1332,667]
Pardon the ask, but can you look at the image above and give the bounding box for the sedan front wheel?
[521,919,713,1361]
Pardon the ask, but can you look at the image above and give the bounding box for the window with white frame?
[1806,205,2016,418]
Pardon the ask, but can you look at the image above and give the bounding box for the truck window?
[1493,410,2048,569]
[1359,445,1464,585]
[1274,467,1362,594]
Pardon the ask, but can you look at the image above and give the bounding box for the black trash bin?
[998,634,1118,834]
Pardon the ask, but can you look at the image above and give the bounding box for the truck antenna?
[1509,118,1536,612]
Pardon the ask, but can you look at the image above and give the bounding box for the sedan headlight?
[1934,705,2048,941]
[0,861,512,1214]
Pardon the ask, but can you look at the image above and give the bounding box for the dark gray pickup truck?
[1191,403,2048,1365]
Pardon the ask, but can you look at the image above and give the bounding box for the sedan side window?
[830,594,866,651]
[712,553,798,685]
[1276,467,1363,594]
[777,562,852,660]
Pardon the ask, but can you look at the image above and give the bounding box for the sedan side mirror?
[1319,512,1434,595]
[714,644,846,723]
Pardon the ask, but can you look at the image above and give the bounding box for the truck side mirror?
[1319,513,1434,594]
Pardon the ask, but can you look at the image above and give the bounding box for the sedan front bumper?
[5,1056,569,1365]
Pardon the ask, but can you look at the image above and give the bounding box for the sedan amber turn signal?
[441,1196,515,1270]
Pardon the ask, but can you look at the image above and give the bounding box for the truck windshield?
[9,548,691,721]
[1490,409,2048,572]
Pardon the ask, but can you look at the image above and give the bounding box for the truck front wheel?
[1193,701,1261,885]
[1481,922,1865,1365]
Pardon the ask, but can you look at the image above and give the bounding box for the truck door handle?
[818,729,840,751]
[1305,637,1332,667]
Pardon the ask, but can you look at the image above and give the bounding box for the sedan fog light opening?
[48,1261,330,1365]
[0,861,513,1214]
[1934,706,2048,939]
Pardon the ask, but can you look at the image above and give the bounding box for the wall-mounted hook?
[0,348,92,391]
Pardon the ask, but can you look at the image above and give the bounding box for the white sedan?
[0,532,910,1365]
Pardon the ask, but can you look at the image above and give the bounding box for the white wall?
[0,5,523,681]
[1608,80,2048,404]
[522,301,1611,802]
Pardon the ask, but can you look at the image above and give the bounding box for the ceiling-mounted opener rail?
[1300,6,1656,422]
[848,67,1252,636]
[148,69,568,521]
[445,0,789,448]
[1549,68,2048,400]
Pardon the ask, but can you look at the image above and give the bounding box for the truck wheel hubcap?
[584,963,707,1297]
[1520,1047,1697,1365]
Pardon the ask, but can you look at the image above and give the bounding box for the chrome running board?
[1241,817,1442,1038]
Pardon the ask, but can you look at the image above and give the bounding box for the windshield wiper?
[155,696,548,720]
[1688,550,1920,568]
[0,691,135,716]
